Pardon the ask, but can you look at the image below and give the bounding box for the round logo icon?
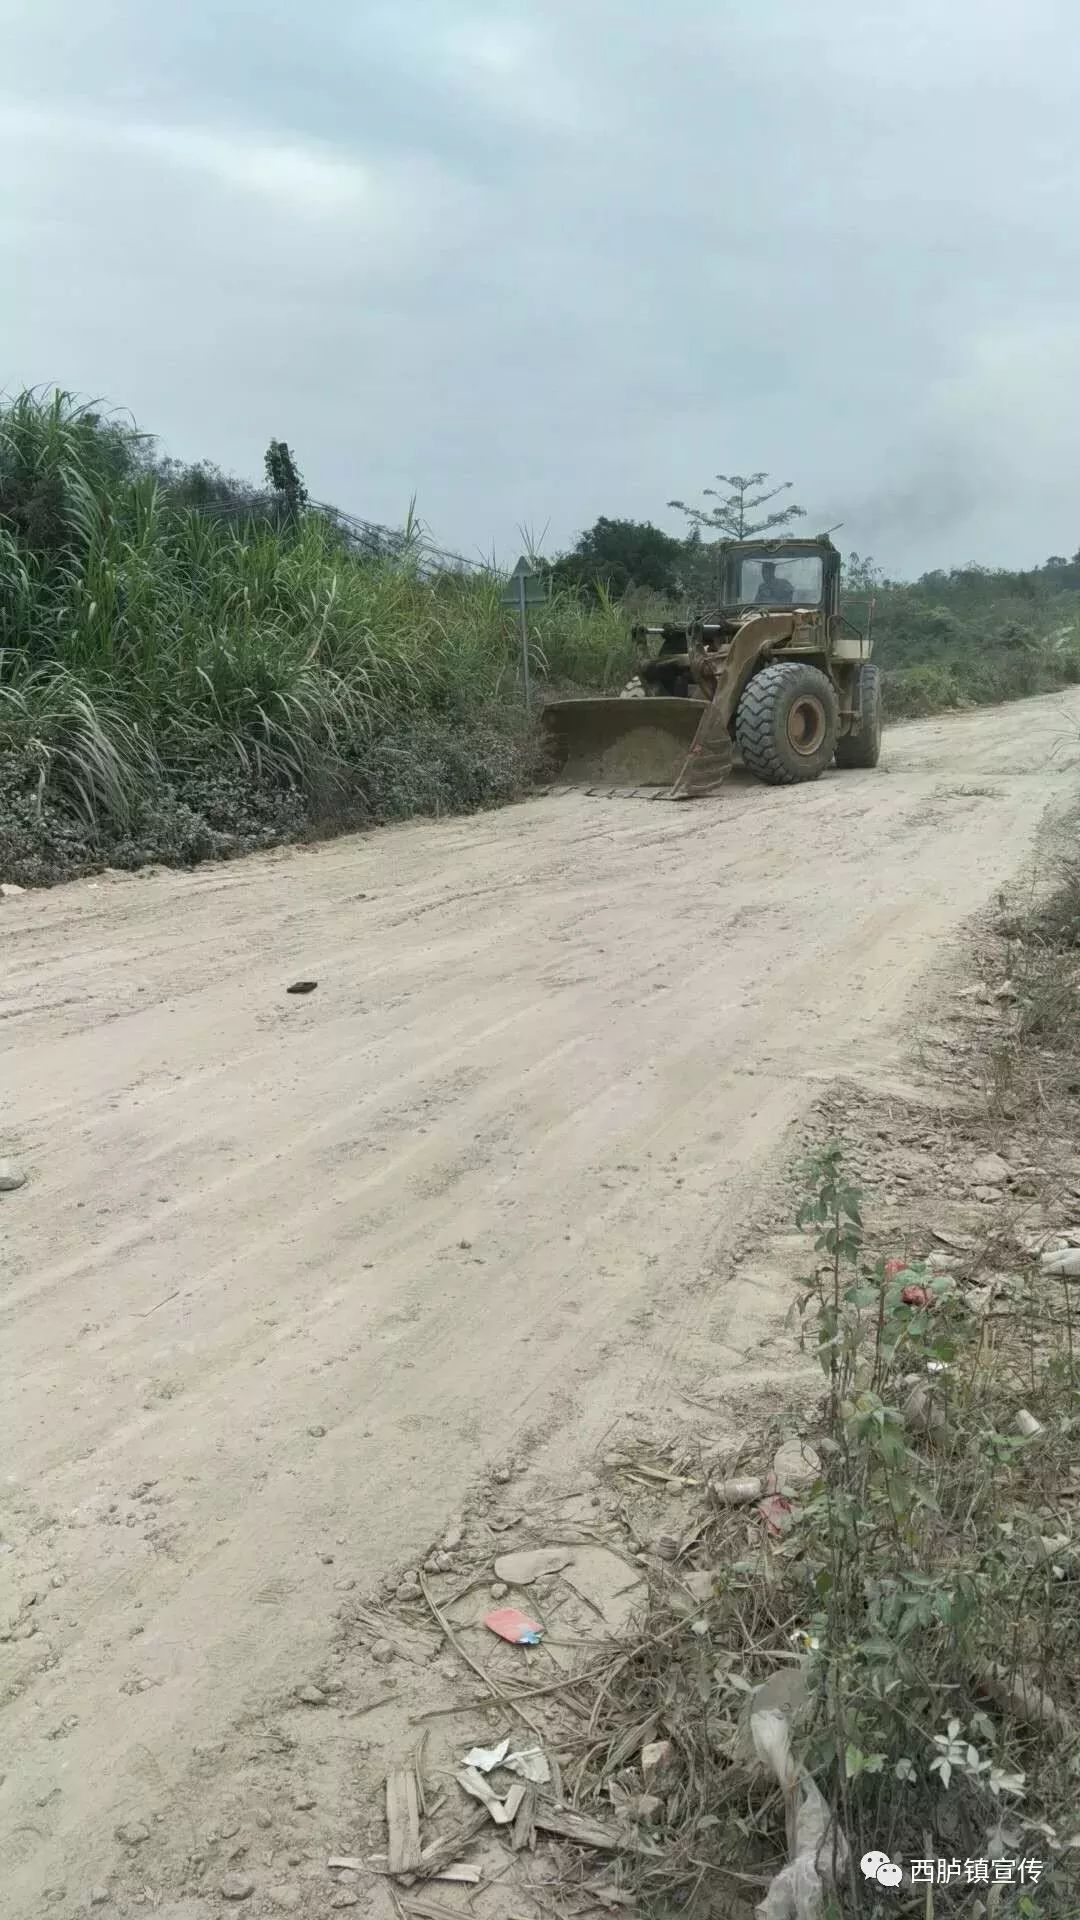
[861,1853,892,1882]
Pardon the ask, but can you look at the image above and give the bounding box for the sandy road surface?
[3,690,1080,1914]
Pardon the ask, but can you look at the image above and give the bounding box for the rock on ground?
[969,1151,1011,1186]
[220,1871,256,1901]
[267,1888,302,1913]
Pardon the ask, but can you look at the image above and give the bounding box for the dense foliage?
[841,553,1080,717]
[0,391,631,881]
[550,516,684,599]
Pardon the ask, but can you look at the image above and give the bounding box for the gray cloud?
[2,0,1078,574]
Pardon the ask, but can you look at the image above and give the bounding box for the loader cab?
[720,538,841,620]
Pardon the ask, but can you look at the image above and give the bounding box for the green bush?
[0,389,627,880]
[862,563,1080,718]
[883,662,967,718]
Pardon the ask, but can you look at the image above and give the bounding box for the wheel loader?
[539,535,880,798]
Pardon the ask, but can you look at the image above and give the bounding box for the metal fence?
[308,501,482,578]
[184,487,483,580]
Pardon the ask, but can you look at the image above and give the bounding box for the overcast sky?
[3,0,1078,576]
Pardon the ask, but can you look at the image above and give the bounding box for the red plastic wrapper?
[483,1607,543,1646]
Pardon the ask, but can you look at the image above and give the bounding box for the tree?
[843,552,885,591]
[264,438,308,524]
[156,458,253,515]
[668,470,806,541]
[552,516,683,599]
[673,525,722,608]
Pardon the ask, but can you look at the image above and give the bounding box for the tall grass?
[0,389,634,879]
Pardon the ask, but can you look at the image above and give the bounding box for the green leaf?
[861,1638,900,1663]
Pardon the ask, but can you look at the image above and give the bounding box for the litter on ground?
[483,1606,543,1645]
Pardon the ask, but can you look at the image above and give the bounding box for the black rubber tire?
[835,663,882,769]
[735,662,839,786]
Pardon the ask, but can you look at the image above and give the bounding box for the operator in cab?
[756,560,794,605]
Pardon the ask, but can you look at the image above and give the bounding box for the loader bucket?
[539,696,733,799]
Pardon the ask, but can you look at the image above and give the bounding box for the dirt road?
[3,690,1079,1916]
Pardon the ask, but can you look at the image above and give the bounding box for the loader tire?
[835,663,882,769]
[736,662,839,786]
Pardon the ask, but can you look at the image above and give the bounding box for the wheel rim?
[786,695,828,757]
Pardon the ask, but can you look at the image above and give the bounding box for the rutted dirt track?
[3,690,1080,1915]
